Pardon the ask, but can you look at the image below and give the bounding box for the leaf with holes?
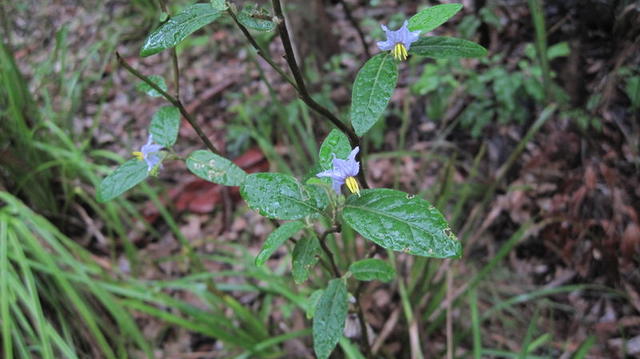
[97,159,149,202]
[140,3,223,57]
[240,173,328,220]
[255,221,305,266]
[186,150,247,186]
[410,37,487,59]
[343,188,461,258]
[237,3,274,32]
[408,4,463,33]
[350,53,398,136]
[349,258,396,282]
[150,106,180,147]
[313,279,348,359]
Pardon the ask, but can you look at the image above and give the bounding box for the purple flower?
[132,134,163,172]
[317,146,361,195]
[376,20,421,61]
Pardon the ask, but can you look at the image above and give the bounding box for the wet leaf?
[410,37,487,59]
[292,236,320,284]
[318,129,351,171]
[350,53,398,136]
[349,258,396,282]
[255,221,305,266]
[136,75,167,97]
[149,106,180,147]
[313,279,348,359]
[186,150,247,186]
[140,3,223,57]
[97,159,148,202]
[240,173,328,220]
[343,188,461,258]
[408,4,463,33]
[237,4,274,32]
[306,289,324,319]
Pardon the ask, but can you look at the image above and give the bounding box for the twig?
[270,0,369,189]
[157,0,181,99]
[319,227,342,278]
[115,52,222,156]
[351,246,378,357]
[226,8,299,90]
[336,0,371,58]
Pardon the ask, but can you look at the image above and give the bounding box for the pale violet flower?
[132,134,163,172]
[376,20,421,61]
[317,146,361,196]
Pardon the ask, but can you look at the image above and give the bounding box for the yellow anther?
[132,151,144,160]
[392,43,408,61]
[345,176,360,196]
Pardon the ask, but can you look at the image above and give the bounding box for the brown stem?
[336,0,371,58]
[157,0,180,99]
[227,8,298,90]
[115,52,222,156]
[270,0,369,189]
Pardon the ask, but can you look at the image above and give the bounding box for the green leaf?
[343,189,461,258]
[292,236,320,284]
[255,221,305,266]
[150,106,180,147]
[209,0,227,11]
[97,159,149,202]
[350,53,398,137]
[240,173,328,220]
[237,4,274,32]
[186,150,247,186]
[408,4,463,33]
[306,290,324,319]
[136,75,167,97]
[547,41,570,60]
[410,36,487,59]
[349,258,396,282]
[319,129,351,170]
[625,76,640,110]
[313,279,348,359]
[140,3,223,57]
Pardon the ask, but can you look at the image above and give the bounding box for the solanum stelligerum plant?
[97,1,486,357]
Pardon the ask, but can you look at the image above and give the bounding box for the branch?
[319,227,342,278]
[115,52,222,156]
[270,0,369,189]
[336,0,371,58]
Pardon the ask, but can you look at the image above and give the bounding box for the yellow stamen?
[132,151,144,160]
[392,43,408,61]
[345,176,360,196]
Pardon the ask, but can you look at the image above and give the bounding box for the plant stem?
[226,8,298,90]
[319,227,341,278]
[270,0,369,189]
[157,0,181,100]
[352,246,378,357]
[336,0,371,58]
[115,52,222,156]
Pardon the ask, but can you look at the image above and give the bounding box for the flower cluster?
[376,20,421,61]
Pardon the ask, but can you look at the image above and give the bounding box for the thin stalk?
[115,52,222,156]
[336,0,371,58]
[157,0,180,99]
[319,227,341,278]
